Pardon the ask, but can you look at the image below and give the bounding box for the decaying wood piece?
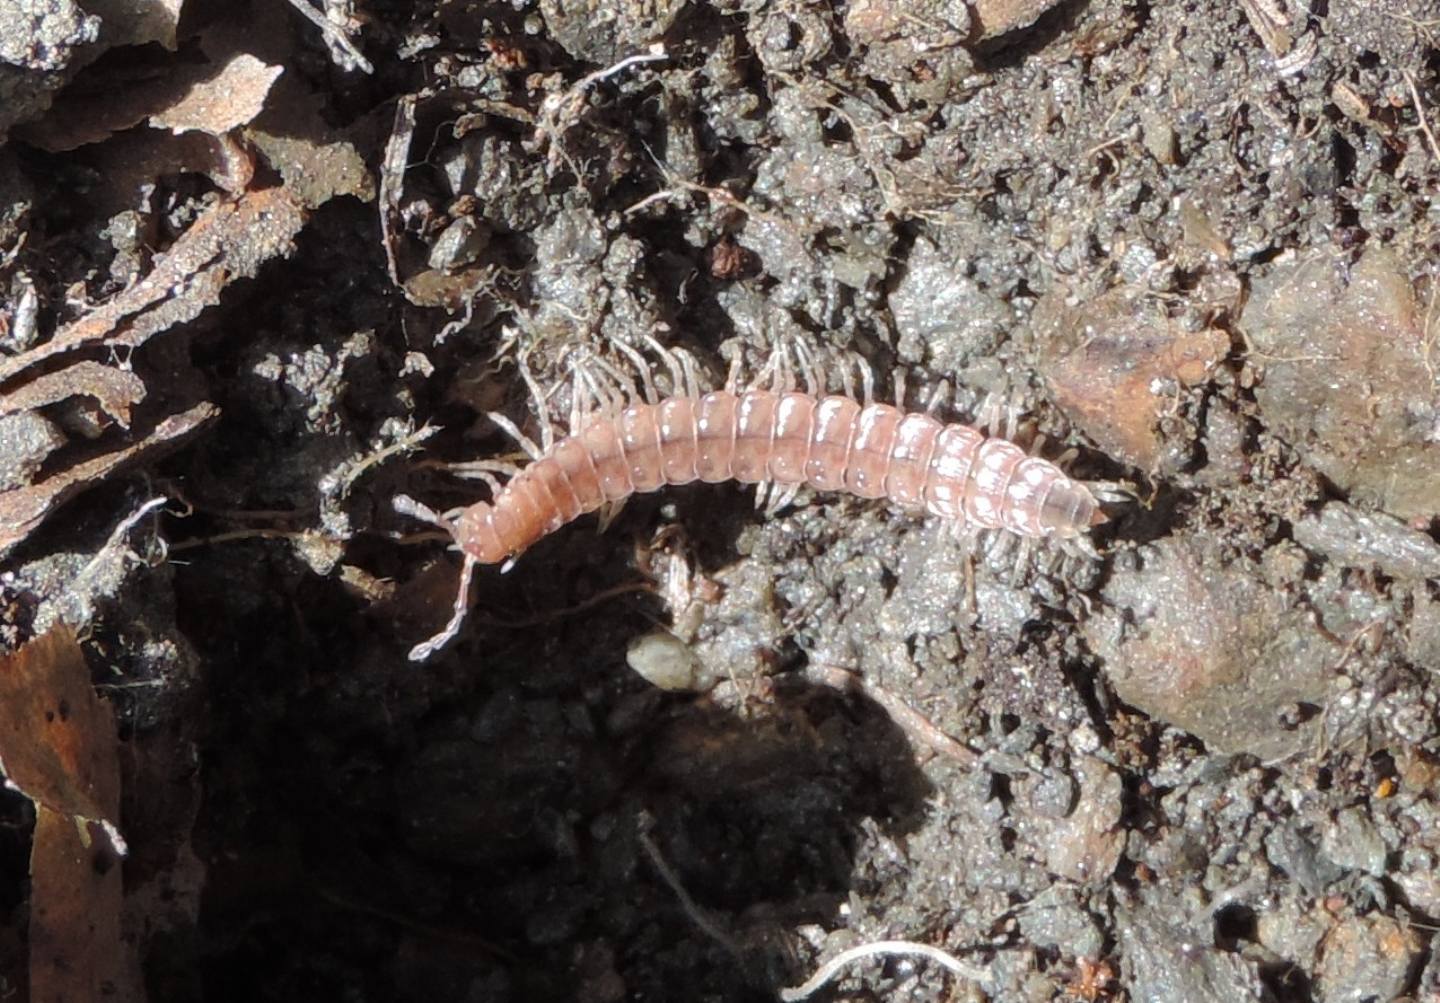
[0,402,218,557]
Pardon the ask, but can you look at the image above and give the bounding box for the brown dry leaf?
[30,806,139,1003]
[0,401,218,557]
[0,627,118,819]
[0,626,141,1003]
[20,47,277,154]
[0,361,147,427]
[0,187,308,382]
[150,53,284,136]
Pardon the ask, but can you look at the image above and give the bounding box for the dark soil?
[2,1,1439,1001]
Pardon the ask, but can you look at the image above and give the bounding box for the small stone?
[1017,886,1103,959]
[1141,108,1180,165]
[427,216,490,273]
[1084,536,1339,760]
[1017,758,1124,885]
[1243,248,1440,523]
[1316,915,1422,1003]
[1036,285,1227,473]
[970,0,1064,41]
[626,630,706,692]
[1118,899,1267,1002]
[539,0,684,64]
[1319,806,1389,878]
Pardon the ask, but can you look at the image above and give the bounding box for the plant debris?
[0,626,139,1003]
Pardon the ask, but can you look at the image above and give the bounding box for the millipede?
[395,350,1108,661]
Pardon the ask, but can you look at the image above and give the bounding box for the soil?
[1,1,1439,1001]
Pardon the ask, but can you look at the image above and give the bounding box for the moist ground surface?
[1,1,1438,1001]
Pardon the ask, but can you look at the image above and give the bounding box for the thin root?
[780,939,990,1001]
[637,816,745,965]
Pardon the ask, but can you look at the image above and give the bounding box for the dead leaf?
[0,626,141,1003]
[0,187,308,382]
[0,627,118,819]
[0,401,218,557]
[150,54,284,136]
[243,72,375,208]
[30,806,138,1003]
[0,361,147,427]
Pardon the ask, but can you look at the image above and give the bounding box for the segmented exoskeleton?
[395,354,1106,660]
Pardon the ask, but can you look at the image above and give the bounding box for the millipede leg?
[597,498,629,532]
[924,378,950,414]
[612,337,659,403]
[677,349,704,398]
[769,344,791,392]
[515,349,558,452]
[443,462,510,497]
[570,364,597,429]
[725,350,744,393]
[857,357,875,405]
[486,410,544,460]
[1009,537,1034,586]
[646,333,689,397]
[793,339,824,395]
[765,483,801,515]
[408,554,478,662]
[394,493,455,533]
[749,338,780,392]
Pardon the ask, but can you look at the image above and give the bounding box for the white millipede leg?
[485,411,544,460]
[516,349,558,451]
[612,337,659,403]
[394,493,453,532]
[646,333,689,397]
[408,554,478,662]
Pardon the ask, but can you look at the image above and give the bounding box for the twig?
[1421,278,1438,384]
[801,662,981,766]
[283,0,373,73]
[780,939,991,1001]
[167,528,305,553]
[323,423,440,499]
[378,94,417,288]
[1403,69,1440,165]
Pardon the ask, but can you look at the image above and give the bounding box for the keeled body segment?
[451,390,1104,566]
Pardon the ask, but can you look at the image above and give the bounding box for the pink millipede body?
[448,390,1104,567]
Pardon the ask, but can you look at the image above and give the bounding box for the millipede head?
[453,502,510,565]
[394,494,489,661]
